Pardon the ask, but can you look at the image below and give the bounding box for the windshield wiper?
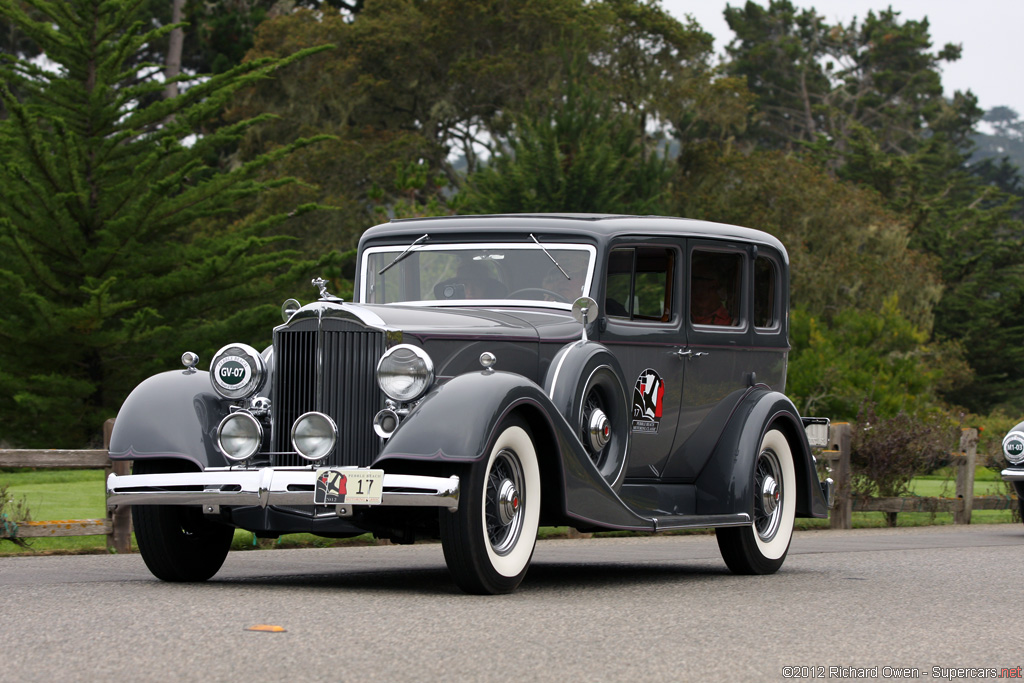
[378,234,429,275]
[530,233,569,280]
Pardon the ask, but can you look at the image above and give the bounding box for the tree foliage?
[786,302,970,420]
[673,148,941,330]
[723,1,1024,416]
[2,0,1022,445]
[458,78,672,214]
[223,0,728,251]
[0,0,329,447]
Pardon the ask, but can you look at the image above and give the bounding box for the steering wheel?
[507,288,569,303]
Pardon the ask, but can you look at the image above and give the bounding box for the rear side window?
[605,247,675,321]
[754,255,778,328]
[690,250,742,327]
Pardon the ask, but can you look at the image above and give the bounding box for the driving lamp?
[217,412,263,462]
[292,412,338,462]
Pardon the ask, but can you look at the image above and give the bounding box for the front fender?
[376,370,657,529]
[108,370,229,470]
[696,388,828,519]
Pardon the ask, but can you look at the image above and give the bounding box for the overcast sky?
[662,0,1024,118]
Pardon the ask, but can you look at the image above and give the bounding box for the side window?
[605,247,675,321]
[690,250,742,327]
[754,255,778,328]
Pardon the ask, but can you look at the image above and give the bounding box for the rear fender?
[695,388,828,519]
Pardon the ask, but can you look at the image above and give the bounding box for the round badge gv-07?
[213,354,252,392]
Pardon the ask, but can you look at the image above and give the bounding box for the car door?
[597,240,686,479]
[659,240,790,482]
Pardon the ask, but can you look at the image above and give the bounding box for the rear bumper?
[106,467,460,511]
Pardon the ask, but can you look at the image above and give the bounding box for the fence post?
[103,419,131,553]
[954,428,978,525]
[829,422,852,530]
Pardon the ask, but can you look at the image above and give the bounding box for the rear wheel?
[716,428,796,574]
[132,460,234,582]
[440,416,541,594]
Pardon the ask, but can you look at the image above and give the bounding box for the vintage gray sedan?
[107,214,833,594]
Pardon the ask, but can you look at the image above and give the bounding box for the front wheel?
[132,460,234,582]
[715,428,796,574]
[440,416,541,594]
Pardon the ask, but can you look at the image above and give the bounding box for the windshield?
[360,242,595,308]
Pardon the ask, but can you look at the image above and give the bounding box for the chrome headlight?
[1004,430,1024,465]
[377,344,434,402]
[210,343,266,400]
[291,412,338,462]
[217,412,263,462]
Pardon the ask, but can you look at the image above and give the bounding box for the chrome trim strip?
[547,342,583,401]
[1001,468,1024,482]
[106,469,460,511]
[316,307,324,410]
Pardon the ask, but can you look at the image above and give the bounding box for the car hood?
[349,303,583,344]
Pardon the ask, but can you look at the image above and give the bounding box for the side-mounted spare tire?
[545,342,630,490]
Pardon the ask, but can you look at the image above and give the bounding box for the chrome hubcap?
[588,408,611,453]
[497,479,520,526]
[761,475,779,516]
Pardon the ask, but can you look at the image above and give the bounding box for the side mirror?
[571,296,599,342]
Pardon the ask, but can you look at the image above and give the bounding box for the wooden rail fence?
[821,424,1018,529]
[2,421,1019,548]
[0,419,131,553]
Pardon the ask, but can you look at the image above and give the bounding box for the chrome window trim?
[359,242,597,308]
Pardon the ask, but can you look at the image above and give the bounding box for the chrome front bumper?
[107,468,460,511]
[1001,468,1024,482]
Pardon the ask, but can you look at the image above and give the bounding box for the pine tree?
[0,0,330,447]
[458,80,671,215]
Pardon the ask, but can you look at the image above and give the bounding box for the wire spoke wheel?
[753,447,784,543]
[485,449,526,555]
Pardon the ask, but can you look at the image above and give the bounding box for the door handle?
[675,348,708,359]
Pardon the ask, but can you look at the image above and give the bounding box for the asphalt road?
[2,525,1023,683]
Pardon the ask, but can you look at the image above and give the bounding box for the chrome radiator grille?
[271,321,385,467]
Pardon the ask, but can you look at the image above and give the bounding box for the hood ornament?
[312,277,344,303]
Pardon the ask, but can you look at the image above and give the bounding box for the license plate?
[314,468,384,505]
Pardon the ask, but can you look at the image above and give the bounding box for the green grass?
[1,466,1019,556]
